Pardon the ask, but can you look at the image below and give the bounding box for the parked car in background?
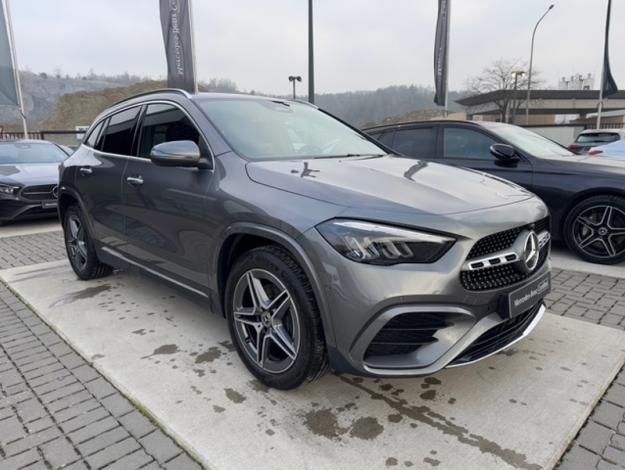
[58,144,75,156]
[568,129,625,155]
[59,90,550,389]
[364,120,625,265]
[588,139,625,157]
[0,139,67,224]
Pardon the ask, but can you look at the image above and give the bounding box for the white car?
[589,139,625,157]
[569,129,625,154]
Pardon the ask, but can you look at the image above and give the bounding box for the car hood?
[0,163,59,186]
[246,156,534,215]
[540,154,625,174]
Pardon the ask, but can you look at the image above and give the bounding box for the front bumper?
[0,182,60,223]
[300,222,550,377]
[0,197,58,223]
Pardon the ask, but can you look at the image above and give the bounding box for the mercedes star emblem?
[523,231,539,272]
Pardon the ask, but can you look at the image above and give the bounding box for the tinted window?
[371,131,395,147]
[101,107,140,155]
[442,127,496,160]
[138,104,200,158]
[393,128,436,158]
[85,121,103,148]
[0,142,67,164]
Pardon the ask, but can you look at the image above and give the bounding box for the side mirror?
[150,140,202,167]
[490,143,519,162]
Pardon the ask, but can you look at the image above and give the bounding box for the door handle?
[126,176,144,186]
[79,167,92,176]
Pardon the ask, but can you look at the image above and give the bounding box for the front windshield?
[0,142,67,164]
[197,98,385,160]
[490,124,575,158]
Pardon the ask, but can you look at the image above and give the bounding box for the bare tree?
[466,58,542,123]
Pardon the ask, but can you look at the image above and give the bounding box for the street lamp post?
[308,0,315,104]
[511,70,525,124]
[525,4,555,125]
[288,76,302,99]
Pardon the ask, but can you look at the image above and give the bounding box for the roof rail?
[111,88,192,108]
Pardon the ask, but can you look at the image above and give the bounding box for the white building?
[558,73,594,91]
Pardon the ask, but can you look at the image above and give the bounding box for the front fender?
[213,222,337,349]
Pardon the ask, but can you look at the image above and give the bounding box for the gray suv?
[58,90,551,389]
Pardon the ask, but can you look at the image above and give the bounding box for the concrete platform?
[551,243,625,280]
[2,260,624,470]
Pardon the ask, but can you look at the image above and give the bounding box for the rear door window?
[101,107,141,156]
[392,127,437,158]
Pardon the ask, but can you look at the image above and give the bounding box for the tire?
[224,246,328,390]
[563,195,625,265]
[63,204,112,280]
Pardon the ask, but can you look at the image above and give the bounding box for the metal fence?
[0,129,86,147]
[583,122,625,130]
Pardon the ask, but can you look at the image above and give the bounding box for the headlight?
[316,219,455,265]
[0,184,19,196]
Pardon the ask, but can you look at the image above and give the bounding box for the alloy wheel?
[232,269,300,374]
[66,214,88,271]
[573,205,625,259]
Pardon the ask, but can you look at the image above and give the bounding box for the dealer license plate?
[506,272,551,318]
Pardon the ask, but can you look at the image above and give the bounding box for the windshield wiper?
[313,153,386,159]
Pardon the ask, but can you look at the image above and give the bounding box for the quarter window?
[371,131,395,147]
[393,128,436,158]
[101,107,140,155]
[85,121,103,149]
[442,128,496,160]
[138,104,200,158]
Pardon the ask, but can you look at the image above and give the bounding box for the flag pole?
[3,0,26,137]
[444,0,450,117]
[308,0,315,104]
[596,83,604,130]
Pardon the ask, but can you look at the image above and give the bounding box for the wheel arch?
[58,188,81,222]
[215,223,335,346]
[560,187,625,236]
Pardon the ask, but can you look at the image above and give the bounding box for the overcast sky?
[9,0,625,95]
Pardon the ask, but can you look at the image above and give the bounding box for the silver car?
[58,90,551,389]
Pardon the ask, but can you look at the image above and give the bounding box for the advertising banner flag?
[0,1,19,106]
[600,0,618,97]
[160,0,197,93]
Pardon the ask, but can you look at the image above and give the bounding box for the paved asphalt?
[0,227,623,469]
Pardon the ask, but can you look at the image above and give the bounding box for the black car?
[0,140,68,224]
[365,120,625,265]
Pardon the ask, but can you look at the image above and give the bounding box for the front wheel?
[225,246,328,390]
[563,195,625,265]
[63,205,112,279]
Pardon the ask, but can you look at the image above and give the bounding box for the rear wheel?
[564,195,625,265]
[63,205,112,279]
[225,246,327,389]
